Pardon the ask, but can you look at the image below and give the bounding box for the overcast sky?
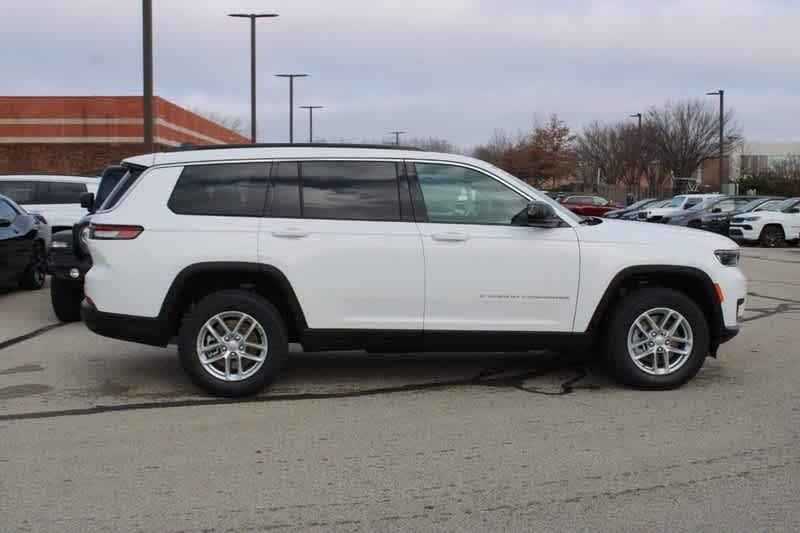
[2,0,798,149]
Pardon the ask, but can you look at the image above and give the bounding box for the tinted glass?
[415,163,528,225]
[592,197,608,206]
[0,199,17,220]
[684,197,703,208]
[37,182,88,204]
[100,169,144,211]
[0,181,37,204]
[270,162,301,218]
[300,161,400,221]
[95,167,128,207]
[169,163,269,217]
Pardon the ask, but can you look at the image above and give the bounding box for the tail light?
[89,224,144,240]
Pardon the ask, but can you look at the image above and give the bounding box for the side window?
[299,161,401,221]
[414,163,529,225]
[0,199,17,220]
[270,162,301,218]
[168,163,269,217]
[37,182,88,204]
[714,200,736,212]
[685,198,702,209]
[592,197,607,206]
[100,168,144,211]
[0,181,37,204]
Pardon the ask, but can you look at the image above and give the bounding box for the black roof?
[168,143,424,153]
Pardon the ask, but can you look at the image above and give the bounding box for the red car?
[560,195,622,216]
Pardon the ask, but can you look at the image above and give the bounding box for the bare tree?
[575,122,625,185]
[405,136,458,153]
[770,153,800,179]
[645,99,736,179]
[190,107,250,137]
[473,129,512,166]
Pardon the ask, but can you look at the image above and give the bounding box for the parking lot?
[0,246,798,531]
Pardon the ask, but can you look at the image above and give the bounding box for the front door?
[410,162,580,332]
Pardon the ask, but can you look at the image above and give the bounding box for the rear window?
[168,163,270,217]
[0,180,87,205]
[98,168,145,212]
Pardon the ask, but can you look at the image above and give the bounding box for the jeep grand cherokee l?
[80,144,747,396]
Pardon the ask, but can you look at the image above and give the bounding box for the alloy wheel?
[627,307,694,376]
[196,311,269,382]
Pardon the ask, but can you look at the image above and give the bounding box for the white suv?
[642,193,721,222]
[81,145,747,396]
[729,197,800,247]
[0,175,98,233]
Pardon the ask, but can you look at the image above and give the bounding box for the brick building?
[0,96,249,175]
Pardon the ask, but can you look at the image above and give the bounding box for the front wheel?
[20,241,46,290]
[606,288,709,389]
[178,290,289,397]
[759,225,785,247]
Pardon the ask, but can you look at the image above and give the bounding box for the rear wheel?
[759,225,785,247]
[20,241,46,290]
[178,290,289,397]
[606,288,709,389]
[51,277,84,322]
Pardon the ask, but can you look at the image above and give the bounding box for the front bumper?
[728,224,759,242]
[48,249,91,284]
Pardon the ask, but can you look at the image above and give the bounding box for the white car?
[80,144,747,396]
[729,197,800,247]
[643,194,722,222]
[0,175,99,233]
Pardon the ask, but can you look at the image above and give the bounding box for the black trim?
[82,300,170,347]
[158,262,308,339]
[300,329,591,353]
[405,162,429,222]
[585,265,727,347]
[167,143,424,153]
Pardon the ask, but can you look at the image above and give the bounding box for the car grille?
[729,228,744,237]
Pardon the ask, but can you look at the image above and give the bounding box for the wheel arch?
[585,265,724,353]
[159,262,308,343]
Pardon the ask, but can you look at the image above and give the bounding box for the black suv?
[48,165,128,321]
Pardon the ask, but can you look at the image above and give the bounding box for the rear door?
[258,160,424,330]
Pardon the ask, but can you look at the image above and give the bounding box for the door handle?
[271,228,309,239]
[431,231,470,242]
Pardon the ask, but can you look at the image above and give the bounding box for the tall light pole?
[630,112,642,132]
[275,74,307,143]
[229,13,279,144]
[706,89,726,188]
[389,131,405,145]
[299,105,323,143]
[142,0,153,153]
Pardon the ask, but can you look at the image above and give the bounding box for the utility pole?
[389,131,405,145]
[142,0,153,153]
[706,89,726,188]
[229,13,279,143]
[275,74,308,143]
[299,105,323,143]
[630,112,642,132]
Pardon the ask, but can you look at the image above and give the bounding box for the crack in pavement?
[0,322,69,352]
[742,292,800,323]
[0,360,598,422]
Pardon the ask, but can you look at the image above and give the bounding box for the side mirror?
[80,192,95,211]
[526,201,561,228]
[0,217,11,228]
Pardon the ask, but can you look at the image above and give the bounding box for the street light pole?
[299,105,323,143]
[142,0,153,153]
[630,112,642,132]
[229,13,279,144]
[706,89,726,188]
[389,131,405,145]
[275,74,308,143]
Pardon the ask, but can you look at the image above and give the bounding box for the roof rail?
[167,143,424,152]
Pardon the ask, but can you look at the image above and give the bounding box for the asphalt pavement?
[1,247,799,531]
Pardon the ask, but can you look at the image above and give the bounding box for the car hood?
[575,218,738,250]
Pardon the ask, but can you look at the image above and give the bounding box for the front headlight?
[739,216,761,222]
[715,249,740,267]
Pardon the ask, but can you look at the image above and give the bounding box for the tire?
[759,225,785,248]
[605,288,710,390]
[178,290,289,397]
[51,277,84,322]
[19,241,47,290]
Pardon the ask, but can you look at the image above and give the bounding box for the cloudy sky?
[2,0,798,148]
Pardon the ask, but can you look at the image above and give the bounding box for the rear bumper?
[81,299,170,347]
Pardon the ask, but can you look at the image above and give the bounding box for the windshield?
[665,196,686,208]
[738,198,772,212]
[764,198,797,212]
[625,198,656,210]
